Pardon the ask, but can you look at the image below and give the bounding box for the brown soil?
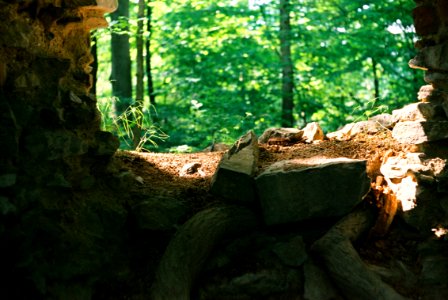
[115,130,412,201]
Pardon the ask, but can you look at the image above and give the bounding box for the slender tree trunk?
[280,0,294,127]
[146,1,158,122]
[90,34,98,96]
[132,0,145,149]
[110,0,132,116]
[371,57,380,100]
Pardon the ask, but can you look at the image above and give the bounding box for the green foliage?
[96,0,423,151]
[98,98,168,151]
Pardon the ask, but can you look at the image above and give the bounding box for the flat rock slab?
[256,157,370,225]
[392,121,448,144]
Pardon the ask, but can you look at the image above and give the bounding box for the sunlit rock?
[210,130,259,204]
[302,122,324,143]
[392,121,448,144]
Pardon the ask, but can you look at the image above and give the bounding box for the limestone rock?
[369,113,396,129]
[256,157,370,225]
[392,121,448,144]
[418,42,448,72]
[418,85,435,102]
[258,127,303,144]
[392,102,443,122]
[424,71,448,89]
[210,130,259,204]
[327,121,384,141]
[302,122,324,143]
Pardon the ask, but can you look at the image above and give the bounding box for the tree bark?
[150,206,258,300]
[146,1,158,122]
[279,0,294,127]
[110,0,133,116]
[371,57,380,101]
[132,0,146,149]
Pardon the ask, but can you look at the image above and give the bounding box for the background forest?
[92,0,423,152]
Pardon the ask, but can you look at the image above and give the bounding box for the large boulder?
[256,157,370,225]
[210,130,259,204]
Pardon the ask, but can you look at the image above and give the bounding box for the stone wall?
[0,1,129,298]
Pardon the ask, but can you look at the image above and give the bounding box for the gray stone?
[419,42,448,72]
[256,157,370,225]
[392,102,443,122]
[327,121,384,141]
[425,71,448,89]
[369,113,396,129]
[304,259,342,300]
[272,236,307,267]
[132,197,187,231]
[258,127,303,144]
[392,121,448,144]
[210,130,259,204]
[302,122,324,143]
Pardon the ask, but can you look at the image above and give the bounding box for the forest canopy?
[92,0,422,152]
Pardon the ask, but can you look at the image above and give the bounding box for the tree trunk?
[146,1,158,122]
[90,35,98,96]
[110,0,132,116]
[132,0,146,149]
[371,57,380,100]
[279,0,294,127]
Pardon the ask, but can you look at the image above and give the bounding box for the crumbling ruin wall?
[0,1,130,298]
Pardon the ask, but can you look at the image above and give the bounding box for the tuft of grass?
[98,98,168,152]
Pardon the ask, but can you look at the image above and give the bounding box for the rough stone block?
[258,127,303,144]
[392,121,448,144]
[210,130,259,204]
[413,5,440,36]
[302,122,324,143]
[419,42,448,72]
[256,157,370,225]
[392,102,443,122]
[424,71,448,89]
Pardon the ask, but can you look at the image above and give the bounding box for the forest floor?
[112,129,423,298]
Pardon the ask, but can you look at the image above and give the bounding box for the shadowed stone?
[256,157,370,225]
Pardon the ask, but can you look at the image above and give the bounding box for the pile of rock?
[151,112,448,299]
